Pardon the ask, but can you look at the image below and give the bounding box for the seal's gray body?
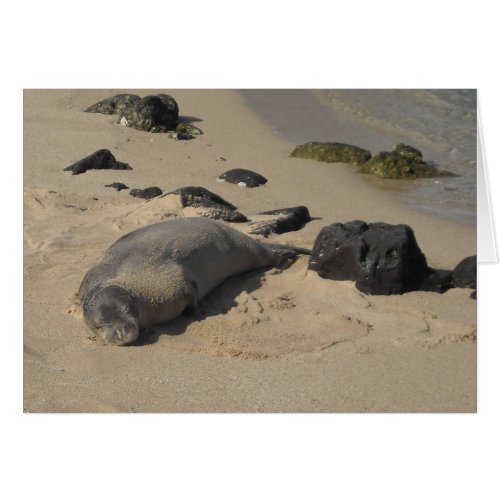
[79,217,289,345]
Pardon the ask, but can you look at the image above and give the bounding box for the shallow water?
[240,89,476,225]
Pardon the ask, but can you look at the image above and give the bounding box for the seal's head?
[83,285,140,346]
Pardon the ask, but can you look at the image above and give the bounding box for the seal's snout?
[83,285,141,346]
[107,322,139,346]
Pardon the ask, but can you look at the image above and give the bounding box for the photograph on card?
[24,89,477,413]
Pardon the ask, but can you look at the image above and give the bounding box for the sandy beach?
[23,89,476,412]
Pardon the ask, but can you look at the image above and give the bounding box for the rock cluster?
[290,141,456,179]
[84,93,206,136]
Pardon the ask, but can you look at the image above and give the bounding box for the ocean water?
[241,89,477,225]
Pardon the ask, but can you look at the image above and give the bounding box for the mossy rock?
[85,94,141,115]
[361,144,456,179]
[169,131,194,140]
[176,123,203,136]
[392,143,423,163]
[118,94,179,132]
[289,142,372,166]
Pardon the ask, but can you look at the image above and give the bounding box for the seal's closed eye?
[81,285,140,345]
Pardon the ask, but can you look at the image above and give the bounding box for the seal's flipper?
[183,280,199,312]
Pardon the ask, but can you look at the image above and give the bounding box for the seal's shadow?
[132,267,270,346]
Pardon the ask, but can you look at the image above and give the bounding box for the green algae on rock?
[392,143,423,163]
[176,123,203,136]
[168,122,203,140]
[85,94,141,115]
[169,131,194,140]
[289,142,372,166]
[118,94,179,132]
[361,143,456,179]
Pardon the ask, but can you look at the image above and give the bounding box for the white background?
[3,1,499,499]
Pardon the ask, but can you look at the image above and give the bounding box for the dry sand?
[23,89,476,412]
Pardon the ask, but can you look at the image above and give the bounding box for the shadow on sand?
[131,267,270,346]
[178,115,203,123]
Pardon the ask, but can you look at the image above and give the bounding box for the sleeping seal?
[79,217,307,345]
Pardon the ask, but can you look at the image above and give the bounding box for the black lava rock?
[249,206,311,237]
[169,186,236,210]
[63,149,132,175]
[129,187,163,199]
[118,94,179,132]
[308,220,447,295]
[105,182,129,191]
[217,168,268,188]
[197,204,248,223]
[451,255,477,289]
[85,94,141,115]
[168,186,247,222]
[420,269,454,293]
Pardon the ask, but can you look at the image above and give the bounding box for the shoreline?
[23,89,476,412]
[234,89,475,269]
[239,89,476,226]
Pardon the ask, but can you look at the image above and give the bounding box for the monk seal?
[79,217,308,345]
